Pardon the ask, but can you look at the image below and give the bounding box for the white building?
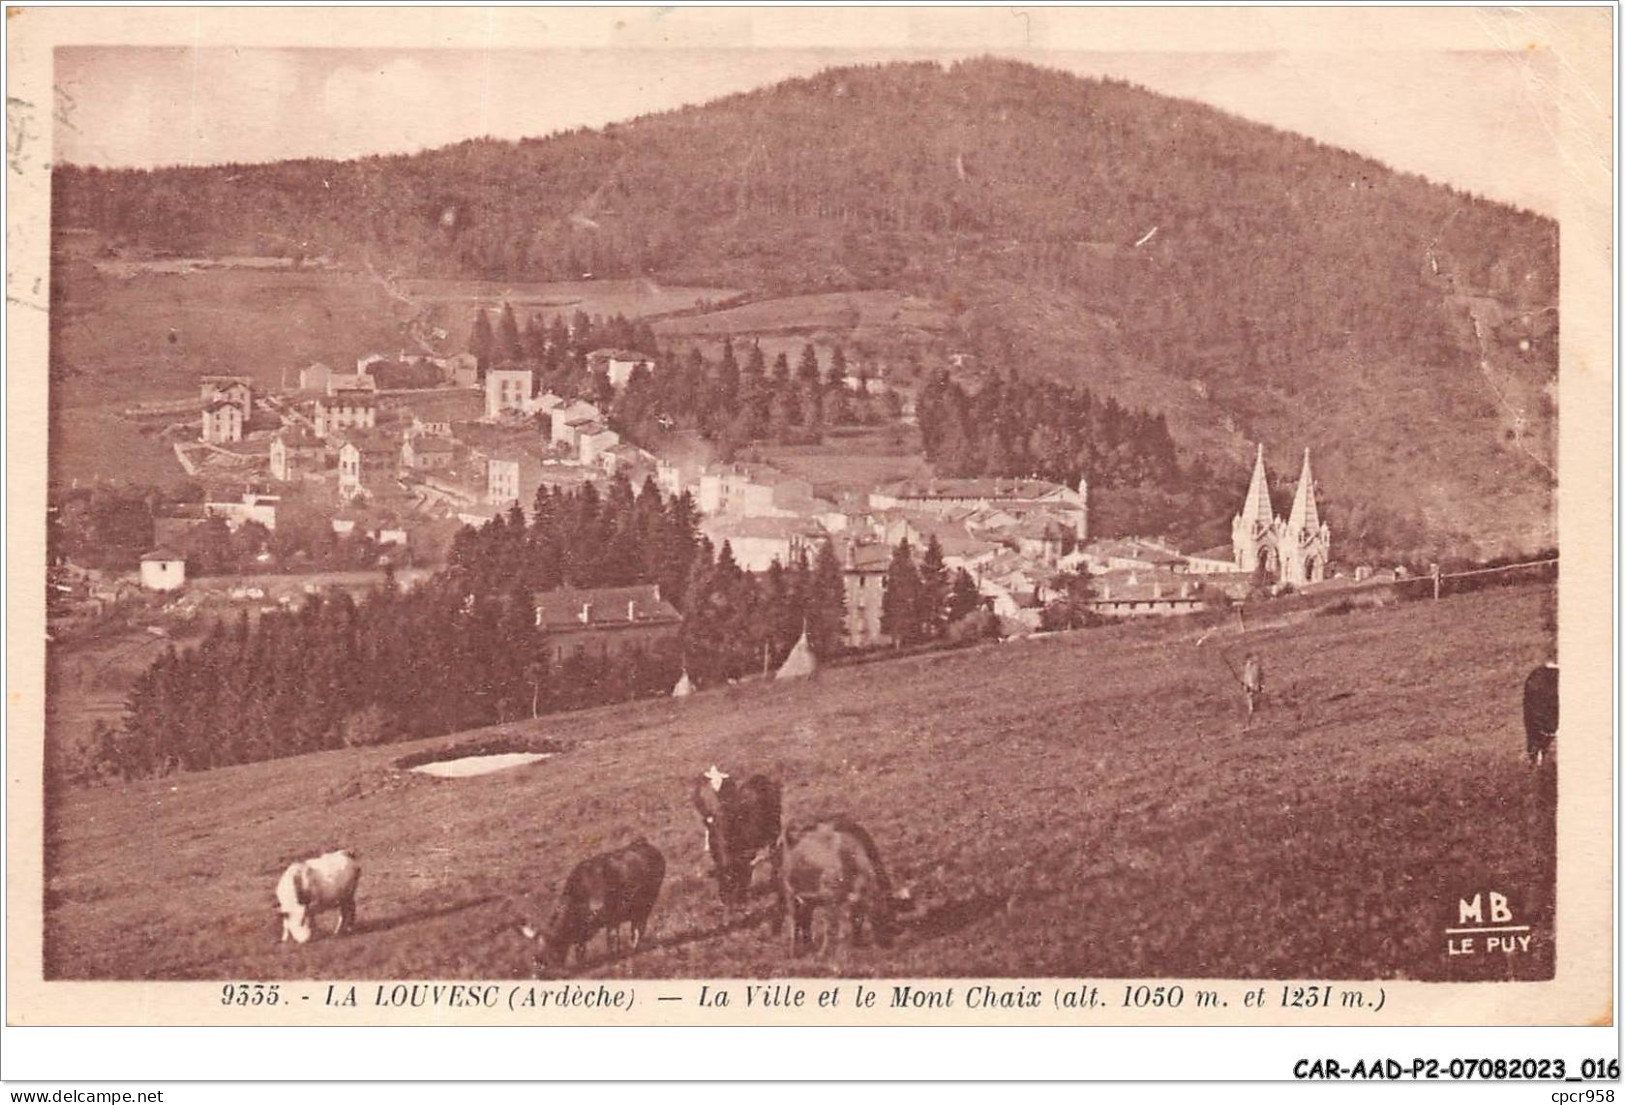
[485,368,535,420]
[578,424,622,467]
[204,492,280,531]
[550,400,602,449]
[139,549,186,592]
[696,463,817,519]
[588,349,655,390]
[314,391,377,439]
[200,401,244,444]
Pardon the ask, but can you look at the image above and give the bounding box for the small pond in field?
[408,751,554,778]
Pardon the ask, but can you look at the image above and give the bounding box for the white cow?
[274,850,361,944]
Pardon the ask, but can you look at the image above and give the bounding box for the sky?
[53,44,1562,216]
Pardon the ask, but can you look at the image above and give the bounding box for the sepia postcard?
[5,5,1615,1039]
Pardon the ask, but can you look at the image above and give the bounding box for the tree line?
[609,338,901,457]
[96,476,866,781]
[915,367,1179,490]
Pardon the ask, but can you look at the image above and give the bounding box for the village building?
[870,475,1088,538]
[269,429,327,481]
[139,548,187,592]
[484,367,534,420]
[839,539,893,649]
[337,434,400,501]
[1183,547,1242,574]
[597,442,656,480]
[1076,538,1187,574]
[401,433,456,471]
[577,424,622,467]
[410,416,454,438]
[485,448,545,509]
[549,400,603,450]
[199,375,253,416]
[869,511,1000,572]
[532,584,683,665]
[1231,446,1331,586]
[203,491,280,531]
[325,372,378,397]
[314,390,378,439]
[700,515,830,573]
[696,463,821,519]
[200,400,244,443]
[656,458,702,499]
[1087,570,1209,619]
[588,349,655,390]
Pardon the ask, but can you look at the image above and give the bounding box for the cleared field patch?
[51,265,408,409]
[400,277,740,327]
[656,290,947,340]
[48,264,409,489]
[43,586,1556,982]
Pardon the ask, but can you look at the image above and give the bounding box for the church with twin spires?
[1231,445,1331,586]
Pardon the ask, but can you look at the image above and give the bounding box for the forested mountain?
[53,58,1558,559]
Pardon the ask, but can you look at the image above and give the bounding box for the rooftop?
[533,584,682,629]
[877,476,1074,501]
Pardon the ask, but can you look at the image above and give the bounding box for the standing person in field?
[1241,653,1265,728]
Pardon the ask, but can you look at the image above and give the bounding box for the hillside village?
[52,292,1387,676]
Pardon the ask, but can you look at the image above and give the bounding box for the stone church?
[1231,445,1331,585]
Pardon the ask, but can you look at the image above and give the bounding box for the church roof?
[1287,448,1321,536]
[1236,444,1275,532]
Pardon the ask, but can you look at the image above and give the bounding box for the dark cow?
[1523,662,1558,766]
[519,839,666,971]
[777,815,912,955]
[692,766,782,905]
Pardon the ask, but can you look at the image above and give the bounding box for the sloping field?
[655,290,947,339]
[43,586,1556,982]
[399,278,740,337]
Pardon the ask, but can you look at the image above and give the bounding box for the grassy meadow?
[43,584,1556,983]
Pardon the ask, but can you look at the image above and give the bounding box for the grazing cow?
[274,850,361,944]
[777,816,912,955]
[692,767,782,905]
[519,839,666,971]
[1523,662,1558,766]
[1241,653,1264,728]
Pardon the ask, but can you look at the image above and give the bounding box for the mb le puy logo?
[1446,890,1533,957]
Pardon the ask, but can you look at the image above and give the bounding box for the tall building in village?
[1231,445,1331,586]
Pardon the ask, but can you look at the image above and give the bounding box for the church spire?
[1238,443,1274,533]
[1287,448,1320,536]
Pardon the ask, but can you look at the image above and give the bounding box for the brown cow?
[692,766,782,905]
[777,816,912,955]
[519,839,666,971]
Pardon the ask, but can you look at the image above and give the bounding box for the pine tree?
[796,343,821,385]
[715,338,741,409]
[809,539,848,658]
[881,538,923,647]
[917,534,950,639]
[828,345,849,389]
[947,567,983,622]
[469,308,496,373]
[497,302,523,364]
